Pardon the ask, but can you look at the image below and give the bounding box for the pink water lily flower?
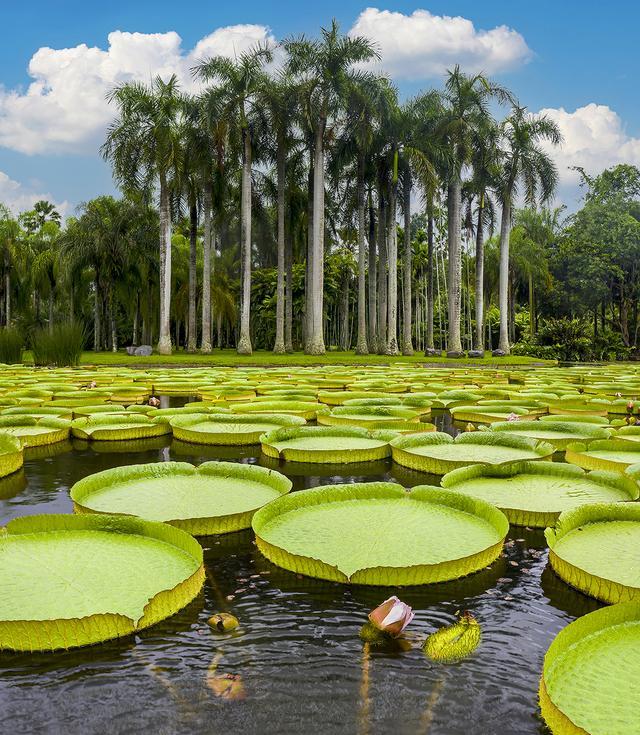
[368,596,414,637]
[506,413,520,422]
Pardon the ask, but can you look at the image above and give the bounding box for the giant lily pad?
[489,420,612,451]
[565,439,640,471]
[260,426,397,463]
[229,400,325,420]
[252,483,508,585]
[71,414,170,441]
[540,601,640,735]
[317,405,423,431]
[441,462,638,528]
[0,434,23,477]
[0,514,204,651]
[170,413,304,445]
[0,416,70,447]
[450,404,535,424]
[545,503,640,604]
[71,461,292,535]
[390,431,554,475]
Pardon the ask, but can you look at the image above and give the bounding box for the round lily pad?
[0,416,70,447]
[540,601,640,735]
[545,503,640,604]
[230,400,325,420]
[260,426,397,463]
[390,431,554,475]
[490,420,612,451]
[170,413,304,445]
[441,462,638,528]
[317,405,423,431]
[71,414,171,441]
[565,439,640,471]
[0,434,23,477]
[71,461,292,535]
[450,405,534,423]
[252,482,508,585]
[0,514,204,651]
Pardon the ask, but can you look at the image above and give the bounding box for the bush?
[0,327,25,364]
[510,340,559,360]
[535,318,593,362]
[32,323,85,367]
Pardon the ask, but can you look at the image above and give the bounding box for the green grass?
[70,349,556,368]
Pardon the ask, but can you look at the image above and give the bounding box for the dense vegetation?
[0,22,637,361]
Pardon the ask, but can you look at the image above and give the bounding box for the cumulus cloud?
[0,24,276,155]
[0,170,68,216]
[349,7,531,79]
[538,103,640,188]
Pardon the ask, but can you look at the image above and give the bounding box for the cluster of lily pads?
[0,363,639,733]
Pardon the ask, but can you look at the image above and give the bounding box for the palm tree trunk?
[340,271,350,350]
[110,291,117,353]
[306,119,326,354]
[386,174,399,355]
[402,163,413,355]
[529,273,535,339]
[377,187,387,353]
[367,193,377,353]
[237,128,253,355]
[473,197,485,353]
[447,178,463,355]
[304,158,314,345]
[187,199,198,352]
[4,271,10,327]
[273,136,286,354]
[133,290,140,346]
[355,151,368,354]
[48,290,54,334]
[200,182,213,353]
[497,195,512,354]
[425,201,435,353]
[157,173,172,355]
[285,230,293,352]
[93,278,101,351]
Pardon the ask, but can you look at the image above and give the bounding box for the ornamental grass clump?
[32,323,85,367]
[0,328,24,364]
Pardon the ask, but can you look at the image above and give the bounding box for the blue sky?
[1,1,638,215]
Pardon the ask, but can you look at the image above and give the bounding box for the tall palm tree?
[102,75,183,355]
[285,20,378,355]
[495,106,562,354]
[438,66,511,356]
[0,206,20,326]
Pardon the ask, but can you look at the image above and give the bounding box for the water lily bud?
[465,422,476,432]
[506,413,520,422]
[627,400,635,413]
[368,596,414,637]
[208,612,239,633]
[148,396,161,407]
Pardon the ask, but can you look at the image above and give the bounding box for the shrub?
[510,340,559,360]
[0,327,24,364]
[32,323,85,367]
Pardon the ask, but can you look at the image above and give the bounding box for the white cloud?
[0,24,276,155]
[0,170,68,216]
[349,7,531,79]
[538,103,640,189]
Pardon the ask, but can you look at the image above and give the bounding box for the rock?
[467,350,485,359]
[126,346,137,356]
[492,349,507,357]
[424,348,441,357]
[134,345,153,356]
[446,350,466,359]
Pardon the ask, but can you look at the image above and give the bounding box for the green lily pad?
[260,426,397,463]
[0,434,23,477]
[71,461,292,535]
[566,439,640,471]
[441,462,638,527]
[170,413,304,445]
[252,482,508,585]
[0,514,204,651]
[71,414,171,441]
[0,416,70,447]
[489,420,612,450]
[540,601,640,735]
[545,503,640,604]
[390,431,554,475]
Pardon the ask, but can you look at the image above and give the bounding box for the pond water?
[0,405,600,735]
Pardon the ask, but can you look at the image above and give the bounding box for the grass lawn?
[77,349,555,368]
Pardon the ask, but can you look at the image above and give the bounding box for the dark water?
[0,406,601,735]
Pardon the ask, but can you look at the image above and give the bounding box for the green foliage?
[32,323,85,366]
[0,327,24,364]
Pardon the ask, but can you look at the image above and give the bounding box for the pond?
[0,402,599,735]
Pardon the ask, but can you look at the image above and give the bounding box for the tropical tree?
[0,205,20,325]
[495,106,561,353]
[194,44,273,356]
[284,20,378,354]
[102,74,184,355]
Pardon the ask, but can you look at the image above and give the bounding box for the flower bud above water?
[423,611,481,662]
[208,612,239,633]
[368,596,414,637]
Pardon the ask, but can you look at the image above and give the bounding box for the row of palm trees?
[100,20,562,356]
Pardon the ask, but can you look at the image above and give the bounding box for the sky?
[1,0,639,217]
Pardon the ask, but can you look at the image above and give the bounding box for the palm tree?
[438,67,511,356]
[194,45,273,356]
[495,106,562,354]
[285,20,378,355]
[102,75,183,355]
[0,206,20,325]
